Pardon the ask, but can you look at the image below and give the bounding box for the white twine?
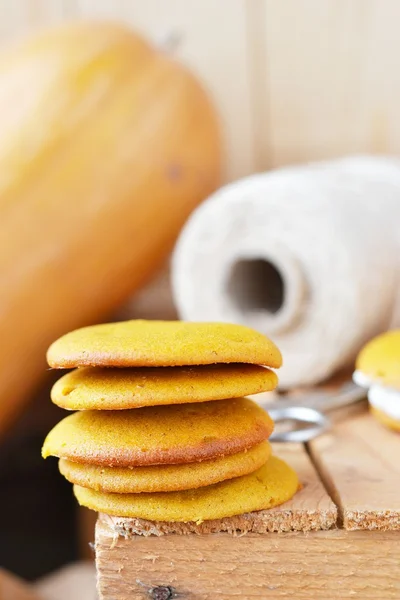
[172,156,400,389]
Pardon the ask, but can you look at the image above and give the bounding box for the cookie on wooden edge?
[74,457,299,522]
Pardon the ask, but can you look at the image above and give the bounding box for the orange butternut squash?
[0,21,222,432]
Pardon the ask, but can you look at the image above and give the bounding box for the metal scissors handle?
[262,382,366,443]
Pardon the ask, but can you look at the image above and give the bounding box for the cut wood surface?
[96,517,400,599]
[269,443,337,528]
[93,403,400,599]
[106,443,336,537]
[309,410,400,530]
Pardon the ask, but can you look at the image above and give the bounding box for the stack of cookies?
[42,320,299,524]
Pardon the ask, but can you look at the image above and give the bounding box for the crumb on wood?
[143,554,160,563]
[109,530,119,549]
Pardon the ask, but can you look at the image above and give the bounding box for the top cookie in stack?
[42,320,299,524]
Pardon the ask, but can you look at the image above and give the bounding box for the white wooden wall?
[1,0,400,181]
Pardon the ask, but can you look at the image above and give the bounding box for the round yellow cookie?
[59,441,271,492]
[73,455,299,521]
[370,407,400,432]
[42,398,273,467]
[356,330,400,388]
[47,320,282,369]
[51,364,278,410]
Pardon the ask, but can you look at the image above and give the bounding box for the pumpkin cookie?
[47,320,282,369]
[353,330,400,432]
[354,330,400,388]
[42,398,273,467]
[73,456,299,521]
[59,441,271,493]
[370,407,400,432]
[51,364,278,410]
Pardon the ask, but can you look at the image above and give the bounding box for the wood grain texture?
[262,0,400,167]
[309,410,400,530]
[269,443,337,526]
[100,444,336,537]
[96,518,400,599]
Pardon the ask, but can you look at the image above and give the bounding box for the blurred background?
[1,0,400,596]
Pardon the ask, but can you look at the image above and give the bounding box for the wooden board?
[265,442,337,530]
[95,409,400,599]
[108,444,335,537]
[309,410,400,531]
[255,0,400,168]
[95,519,400,599]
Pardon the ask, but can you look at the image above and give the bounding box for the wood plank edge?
[98,506,337,539]
[344,509,400,531]
[95,522,400,600]
[306,442,344,527]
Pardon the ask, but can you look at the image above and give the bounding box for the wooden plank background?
[2,0,400,181]
[96,519,400,599]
